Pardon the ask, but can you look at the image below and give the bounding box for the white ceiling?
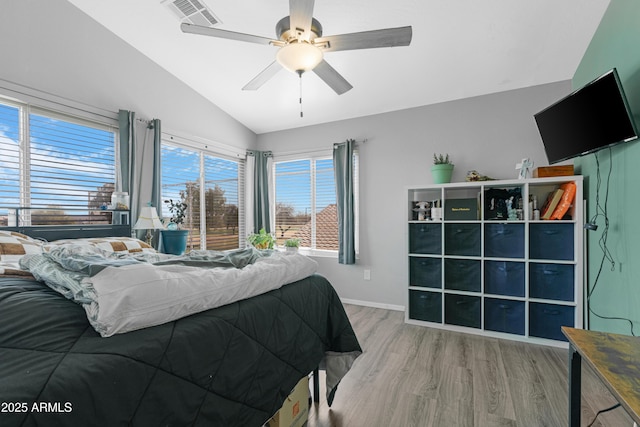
[66,0,610,134]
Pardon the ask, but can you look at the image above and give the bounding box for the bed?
[0,226,362,427]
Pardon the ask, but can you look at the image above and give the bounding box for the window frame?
[160,135,246,251]
[272,149,359,258]
[0,96,118,227]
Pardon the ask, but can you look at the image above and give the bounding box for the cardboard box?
[444,198,478,220]
[533,165,574,178]
[267,376,309,427]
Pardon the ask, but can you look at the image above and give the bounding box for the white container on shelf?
[111,192,130,210]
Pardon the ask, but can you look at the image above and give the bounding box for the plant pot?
[431,164,454,184]
[161,230,189,255]
[286,246,299,253]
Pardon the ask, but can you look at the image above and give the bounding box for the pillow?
[45,236,156,254]
[0,230,44,276]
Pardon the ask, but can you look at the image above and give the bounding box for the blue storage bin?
[445,294,481,329]
[484,223,525,258]
[529,263,574,301]
[529,302,574,341]
[530,223,574,260]
[484,261,525,297]
[445,223,481,256]
[409,257,442,288]
[409,290,442,323]
[484,298,525,335]
[409,223,442,254]
[444,259,481,292]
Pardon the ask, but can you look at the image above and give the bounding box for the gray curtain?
[333,139,356,264]
[247,150,272,233]
[118,110,162,247]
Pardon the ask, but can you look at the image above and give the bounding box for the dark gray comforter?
[0,274,361,426]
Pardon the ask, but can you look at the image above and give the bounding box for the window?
[161,141,244,251]
[274,153,358,253]
[0,100,117,226]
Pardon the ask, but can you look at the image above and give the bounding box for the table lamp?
[133,205,164,246]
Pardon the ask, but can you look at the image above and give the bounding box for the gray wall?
[258,81,572,309]
[1,0,574,309]
[0,0,256,150]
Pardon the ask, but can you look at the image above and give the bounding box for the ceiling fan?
[180,0,412,95]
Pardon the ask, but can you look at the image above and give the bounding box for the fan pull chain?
[298,70,304,118]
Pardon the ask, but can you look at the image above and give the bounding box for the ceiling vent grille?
[162,0,221,27]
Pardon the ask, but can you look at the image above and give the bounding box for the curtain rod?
[135,117,155,129]
[334,138,368,147]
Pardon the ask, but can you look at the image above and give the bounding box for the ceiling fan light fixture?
[276,41,323,73]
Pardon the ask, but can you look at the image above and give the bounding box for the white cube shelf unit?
[406,176,583,347]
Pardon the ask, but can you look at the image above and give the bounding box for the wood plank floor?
[306,304,634,427]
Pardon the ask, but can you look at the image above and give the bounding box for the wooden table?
[562,326,640,427]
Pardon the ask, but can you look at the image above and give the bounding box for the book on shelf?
[550,182,577,220]
[541,188,564,220]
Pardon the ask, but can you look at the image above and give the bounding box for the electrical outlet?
[363,269,371,280]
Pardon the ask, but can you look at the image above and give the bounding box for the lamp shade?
[276,42,323,73]
[133,206,164,230]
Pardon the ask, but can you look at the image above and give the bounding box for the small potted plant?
[431,153,454,184]
[161,199,189,255]
[247,228,275,250]
[284,238,300,252]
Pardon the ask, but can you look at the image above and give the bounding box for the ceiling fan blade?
[181,23,278,46]
[315,26,412,52]
[312,60,353,95]
[289,0,315,40]
[242,61,283,91]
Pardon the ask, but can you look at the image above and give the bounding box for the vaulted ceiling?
[66,0,610,134]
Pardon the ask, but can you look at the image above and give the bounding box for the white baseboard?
[340,298,405,312]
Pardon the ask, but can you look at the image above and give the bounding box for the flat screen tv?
[534,68,638,164]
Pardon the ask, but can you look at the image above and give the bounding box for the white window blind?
[274,153,358,252]
[275,159,313,246]
[0,100,117,226]
[203,155,242,250]
[161,141,244,251]
[0,103,20,211]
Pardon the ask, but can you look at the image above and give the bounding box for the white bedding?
[85,252,318,336]
[21,246,318,337]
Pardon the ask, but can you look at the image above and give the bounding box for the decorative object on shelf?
[516,158,534,179]
[431,199,442,220]
[247,227,275,250]
[550,182,577,220]
[541,188,565,220]
[111,192,130,210]
[485,188,522,221]
[161,199,189,255]
[533,165,575,178]
[133,204,165,246]
[284,238,300,252]
[444,198,479,221]
[465,170,494,181]
[413,201,430,221]
[431,153,454,184]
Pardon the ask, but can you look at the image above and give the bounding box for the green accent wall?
[573,0,640,335]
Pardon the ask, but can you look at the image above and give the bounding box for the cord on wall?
[587,148,636,336]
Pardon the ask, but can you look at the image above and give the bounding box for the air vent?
[162,0,221,27]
